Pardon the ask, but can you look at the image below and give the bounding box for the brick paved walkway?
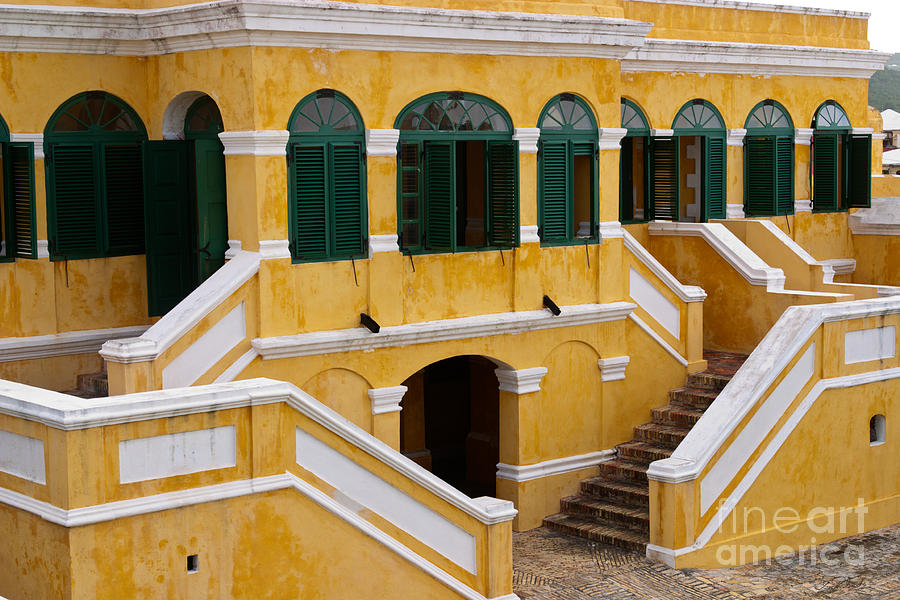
[514,525,900,599]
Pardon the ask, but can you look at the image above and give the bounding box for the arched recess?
[143,93,229,316]
[537,93,599,244]
[743,100,795,217]
[811,100,871,212]
[662,99,727,222]
[45,91,147,261]
[620,98,651,223]
[395,92,518,254]
[287,89,367,263]
[302,368,373,433]
[0,113,37,261]
[399,354,501,497]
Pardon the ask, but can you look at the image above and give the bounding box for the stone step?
[542,513,647,553]
[616,441,674,464]
[598,458,649,484]
[651,404,706,428]
[668,387,719,410]
[580,476,649,507]
[558,495,650,532]
[633,423,690,449]
[76,372,108,397]
[685,371,732,392]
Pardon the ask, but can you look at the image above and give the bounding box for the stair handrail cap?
[99,337,159,364]
[646,457,696,483]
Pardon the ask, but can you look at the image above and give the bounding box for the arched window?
[667,99,727,222]
[184,95,224,139]
[287,90,366,262]
[620,99,650,223]
[537,94,598,244]
[811,100,870,212]
[744,100,795,217]
[0,114,36,261]
[396,92,517,253]
[45,91,147,260]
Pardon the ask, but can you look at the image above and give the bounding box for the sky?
[747,0,900,54]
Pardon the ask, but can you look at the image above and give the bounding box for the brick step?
[651,404,706,428]
[685,371,732,392]
[542,513,647,553]
[558,495,650,532]
[668,387,719,410]
[580,476,649,507]
[598,458,649,484]
[633,423,690,449]
[616,441,674,464]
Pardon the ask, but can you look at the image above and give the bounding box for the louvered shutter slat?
[104,144,145,255]
[745,136,775,216]
[540,141,568,241]
[7,143,36,258]
[813,134,838,211]
[848,135,871,208]
[293,144,328,258]
[424,142,454,250]
[775,136,794,215]
[650,138,679,220]
[488,140,518,247]
[331,143,365,257]
[704,137,726,220]
[52,145,101,256]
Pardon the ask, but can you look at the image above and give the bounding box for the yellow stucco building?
[0,0,899,597]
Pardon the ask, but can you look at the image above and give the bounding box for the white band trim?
[513,128,540,154]
[727,128,746,147]
[496,449,615,482]
[0,325,149,362]
[794,128,813,145]
[218,130,289,156]
[726,204,746,220]
[369,386,408,415]
[494,367,548,395]
[519,225,540,244]
[599,356,630,382]
[598,128,627,150]
[365,129,400,157]
[369,234,400,257]
[258,239,291,260]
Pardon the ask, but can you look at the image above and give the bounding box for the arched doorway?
[400,355,500,498]
[669,99,727,222]
[143,94,228,316]
[811,100,871,212]
[619,98,651,223]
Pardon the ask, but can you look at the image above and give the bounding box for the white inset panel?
[162,303,246,389]
[119,425,236,484]
[0,430,46,484]
[845,326,896,364]
[629,267,680,339]
[700,343,815,513]
[295,428,477,574]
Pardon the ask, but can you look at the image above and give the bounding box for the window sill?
[540,238,600,248]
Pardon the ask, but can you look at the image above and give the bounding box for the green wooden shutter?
[423,141,454,251]
[744,136,775,217]
[331,142,365,257]
[813,133,838,212]
[398,141,422,250]
[620,137,634,222]
[775,136,794,215]
[848,135,871,208]
[539,140,569,241]
[649,137,679,220]
[50,144,101,258]
[6,143,36,259]
[104,144,145,255]
[704,136,726,221]
[193,138,229,283]
[487,140,518,247]
[292,143,328,259]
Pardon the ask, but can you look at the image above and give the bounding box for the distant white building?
[884,148,900,175]
[881,109,900,149]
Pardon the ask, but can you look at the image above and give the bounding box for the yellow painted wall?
[872,175,900,197]
[301,368,373,433]
[0,353,103,392]
[0,504,71,600]
[851,235,900,286]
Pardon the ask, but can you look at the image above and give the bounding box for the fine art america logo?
[714,498,869,566]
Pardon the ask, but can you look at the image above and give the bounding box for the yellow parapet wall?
[647,297,900,568]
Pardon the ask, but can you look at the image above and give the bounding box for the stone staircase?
[542,351,747,553]
[63,369,108,399]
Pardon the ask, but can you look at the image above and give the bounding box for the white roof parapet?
[623,0,870,19]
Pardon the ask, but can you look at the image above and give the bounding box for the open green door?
[193,138,228,283]
[143,141,193,317]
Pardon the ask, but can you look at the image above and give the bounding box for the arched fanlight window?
[0,114,36,261]
[811,100,870,211]
[667,99,727,221]
[620,99,650,223]
[395,92,517,253]
[537,94,598,243]
[185,96,224,139]
[744,100,795,217]
[45,91,147,260]
[286,90,366,262]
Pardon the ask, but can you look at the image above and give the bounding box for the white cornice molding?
[513,128,541,154]
[369,386,407,415]
[9,133,44,159]
[494,367,548,395]
[0,0,652,58]
[623,0,869,19]
[598,356,629,382]
[794,198,812,213]
[520,225,540,244]
[727,128,746,147]
[599,221,626,240]
[622,38,891,79]
[253,302,635,360]
[726,204,746,220]
[218,130,289,156]
[496,449,615,482]
[651,128,675,137]
[369,234,400,257]
[598,128,628,150]
[794,128,813,145]
[365,129,399,157]
[852,127,875,135]
[0,325,149,362]
[623,231,706,303]
[258,239,291,260]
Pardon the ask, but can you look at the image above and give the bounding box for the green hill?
[869,53,900,111]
